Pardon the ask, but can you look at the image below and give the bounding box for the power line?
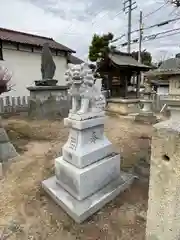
[91,8,125,28]
[113,16,180,44]
[143,1,169,19]
[143,30,180,42]
[132,16,180,33]
[117,27,180,47]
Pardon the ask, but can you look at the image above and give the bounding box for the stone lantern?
[146,55,180,119]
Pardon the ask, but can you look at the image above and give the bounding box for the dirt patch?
[105,116,153,168]
[0,116,152,239]
[3,119,67,154]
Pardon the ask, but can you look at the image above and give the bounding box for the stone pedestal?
[166,99,180,119]
[107,98,140,115]
[146,119,180,240]
[27,85,70,119]
[135,99,157,124]
[42,115,134,223]
[0,122,18,177]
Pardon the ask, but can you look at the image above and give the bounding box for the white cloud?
[0,0,180,62]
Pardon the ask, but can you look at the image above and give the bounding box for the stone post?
[42,64,135,223]
[146,117,180,240]
[146,77,180,239]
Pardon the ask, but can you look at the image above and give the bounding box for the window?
[0,41,3,60]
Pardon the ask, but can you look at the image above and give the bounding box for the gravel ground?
[0,116,153,239]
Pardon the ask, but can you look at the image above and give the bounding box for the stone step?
[42,172,135,223]
[55,153,121,201]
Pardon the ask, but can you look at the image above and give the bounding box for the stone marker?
[146,74,180,239]
[42,63,135,223]
[35,42,57,86]
[27,43,70,119]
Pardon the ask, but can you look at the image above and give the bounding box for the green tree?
[88,32,114,62]
[157,60,163,68]
[131,50,152,66]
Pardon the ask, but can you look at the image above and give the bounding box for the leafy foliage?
[131,50,152,66]
[88,32,114,62]
[157,60,163,68]
[0,65,13,94]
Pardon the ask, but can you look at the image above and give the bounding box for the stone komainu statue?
[65,63,106,115]
[41,43,56,79]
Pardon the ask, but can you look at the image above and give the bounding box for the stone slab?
[135,113,157,124]
[108,98,140,104]
[27,85,68,91]
[55,153,120,200]
[64,117,105,130]
[42,172,135,223]
[140,99,153,103]
[68,112,105,121]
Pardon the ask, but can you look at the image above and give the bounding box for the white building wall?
[0,43,68,97]
[157,86,169,95]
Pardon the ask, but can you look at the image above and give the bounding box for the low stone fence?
[0,96,29,117]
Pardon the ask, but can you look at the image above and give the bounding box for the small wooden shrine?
[98,50,151,98]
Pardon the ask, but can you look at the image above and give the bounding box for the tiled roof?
[0,27,75,53]
[68,55,84,64]
[146,57,180,78]
[108,52,151,71]
[159,57,180,70]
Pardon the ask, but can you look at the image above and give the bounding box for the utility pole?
[137,11,143,96]
[123,0,137,53]
[138,10,143,63]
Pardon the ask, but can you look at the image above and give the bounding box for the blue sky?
[0,0,179,62]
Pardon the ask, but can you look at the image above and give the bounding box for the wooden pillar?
[124,75,128,98]
[136,72,141,98]
[120,73,128,98]
[108,73,112,97]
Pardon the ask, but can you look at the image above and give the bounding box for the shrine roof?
[108,52,151,71]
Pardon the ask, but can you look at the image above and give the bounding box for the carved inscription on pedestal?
[69,132,78,150]
[90,131,99,143]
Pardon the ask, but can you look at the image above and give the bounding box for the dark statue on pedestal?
[35,43,58,86]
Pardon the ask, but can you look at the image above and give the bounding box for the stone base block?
[62,117,114,168]
[0,142,18,162]
[27,85,69,119]
[63,140,113,168]
[107,98,140,116]
[55,153,120,200]
[135,113,157,124]
[42,172,135,223]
